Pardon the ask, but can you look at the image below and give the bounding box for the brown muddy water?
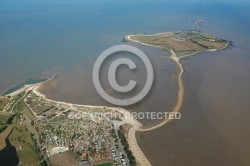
[40,42,250,166]
[39,35,250,166]
[39,43,178,125]
[136,46,250,166]
[197,49,250,166]
[136,52,232,166]
[1,1,250,166]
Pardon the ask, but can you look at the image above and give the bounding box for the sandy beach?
[6,85,31,97]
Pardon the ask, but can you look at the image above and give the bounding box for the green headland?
[125,31,228,57]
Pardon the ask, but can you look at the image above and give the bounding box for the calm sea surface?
[2,0,249,93]
[1,0,250,165]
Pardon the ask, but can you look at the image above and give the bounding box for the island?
[125,31,228,57]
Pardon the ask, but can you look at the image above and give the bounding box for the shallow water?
[197,48,250,166]
[1,0,250,165]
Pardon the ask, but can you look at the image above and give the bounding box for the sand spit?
[4,33,229,166]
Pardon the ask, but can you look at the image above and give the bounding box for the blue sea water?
[1,78,47,96]
[1,0,249,93]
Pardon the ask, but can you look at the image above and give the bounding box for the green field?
[16,101,36,121]
[127,31,228,57]
[3,96,41,165]
[0,114,10,128]
[9,119,40,165]
[0,97,9,111]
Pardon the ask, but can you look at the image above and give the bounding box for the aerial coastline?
[0,30,229,166]
[124,30,229,165]
[124,30,229,129]
[1,0,250,165]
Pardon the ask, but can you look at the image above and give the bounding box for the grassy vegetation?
[129,31,228,57]
[0,116,16,150]
[9,119,40,165]
[0,114,15,133]
[1,92,45,165]
[118,126,136,166]
[18,101,36,121]
[0,97,9,111]
[49,150,79,166]
[0,91,48,165]
[28,101,41,108]
[12,92,25,102]
[1,92,26,113]
[0,114,10,128]
[175,51,196,57]
[191,38,226,49]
